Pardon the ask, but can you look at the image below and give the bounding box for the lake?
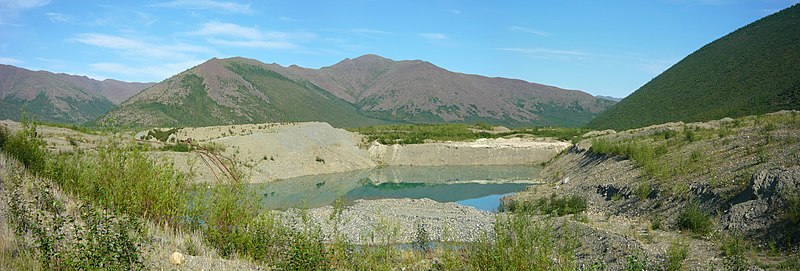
[254,165,542,212]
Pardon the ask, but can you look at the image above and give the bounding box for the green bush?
[720,233,750,270]
[677,202,713,236]
[636,182,651,201]
[44,144,190,225]
[160,142,192,152]
[665,239,688,271]
[282,229,332,271]
[4,171,144,271]
[504,193,588,216]
[590,138,668,179]
[651,214,663,230]
[0,125,46,173]
[466,215,578,270]
[786,191,800,225]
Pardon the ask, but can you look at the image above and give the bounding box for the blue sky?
[0,0,797,98]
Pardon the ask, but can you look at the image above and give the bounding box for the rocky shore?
[280,198,496,245]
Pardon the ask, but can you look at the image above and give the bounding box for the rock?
[562,177,570,184]
[134,130,149,140]
[169,251,185,265]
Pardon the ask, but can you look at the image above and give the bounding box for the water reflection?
[253,165,541,212]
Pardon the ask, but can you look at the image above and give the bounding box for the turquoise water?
[254,165,541,212]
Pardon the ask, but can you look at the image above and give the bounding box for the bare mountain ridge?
[267,54,616,126]
[0,64,153,123]
[105,55,615,127]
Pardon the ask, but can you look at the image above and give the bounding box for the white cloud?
[73,33,212,60]
[350,28,391,35]
[45,12,70,22]
[188,21,316,50]
[449,9,461,14]
[419,33,448,41]
[150,0,255,14]
[191,21,264,39]
[207,38,296,50]
[278,16,301,22]
[90,60,203,81]
[495,47,587,56]
[4,0,49,9]
[0,0,50,25]
[0,57,23,65]
[507,26,550,37]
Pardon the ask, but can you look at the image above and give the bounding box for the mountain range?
[0,64,152,124]
[589,4,800,130]
[101,55,615,128]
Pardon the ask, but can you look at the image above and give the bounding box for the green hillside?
[588,4,800,131]
[110,61,387,128]
[1,93,115,124]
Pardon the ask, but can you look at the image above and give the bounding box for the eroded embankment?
[368,137,571,166]
[509,111,800,269]
[166,122,378,182]
[156,122,569,182]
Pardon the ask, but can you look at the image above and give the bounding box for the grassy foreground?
[0,120,587,270]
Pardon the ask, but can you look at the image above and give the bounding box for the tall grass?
[590,138,669,179]
[45,143,190,225]
[466,214,579,270]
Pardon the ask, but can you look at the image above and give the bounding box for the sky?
[0,0,798,98]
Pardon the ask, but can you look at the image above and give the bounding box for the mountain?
[0,64,153,124]
[270,54,615,127]
[103,56,615,128]
[588,4,800,131]
[596,95,622,102]
[100,58,386,127]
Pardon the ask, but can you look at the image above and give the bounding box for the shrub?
[665,239,688,271]
[684,129,698,142]
[636,182,651,201]
[720,233,750,270]
[1,125,46,173]
[282,229,332,270]
[651,214,663,230]
[677,202,712,236]
[624,253,648,271]
[501,194,587,216]
[160,142,192,152]
[786,191,800,225]
[466,215,578,270]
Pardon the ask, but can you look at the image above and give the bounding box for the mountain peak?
[351,54,393,63]
[0,64,152,123]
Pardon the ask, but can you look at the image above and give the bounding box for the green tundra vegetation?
[588,4,800,131]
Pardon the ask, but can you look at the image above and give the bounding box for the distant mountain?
[596,95,622,102]
[271,54,615,127]
[102,56,615,128]
[100,58,386,127]
[0,64,153,124]
[588,4,800,131]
